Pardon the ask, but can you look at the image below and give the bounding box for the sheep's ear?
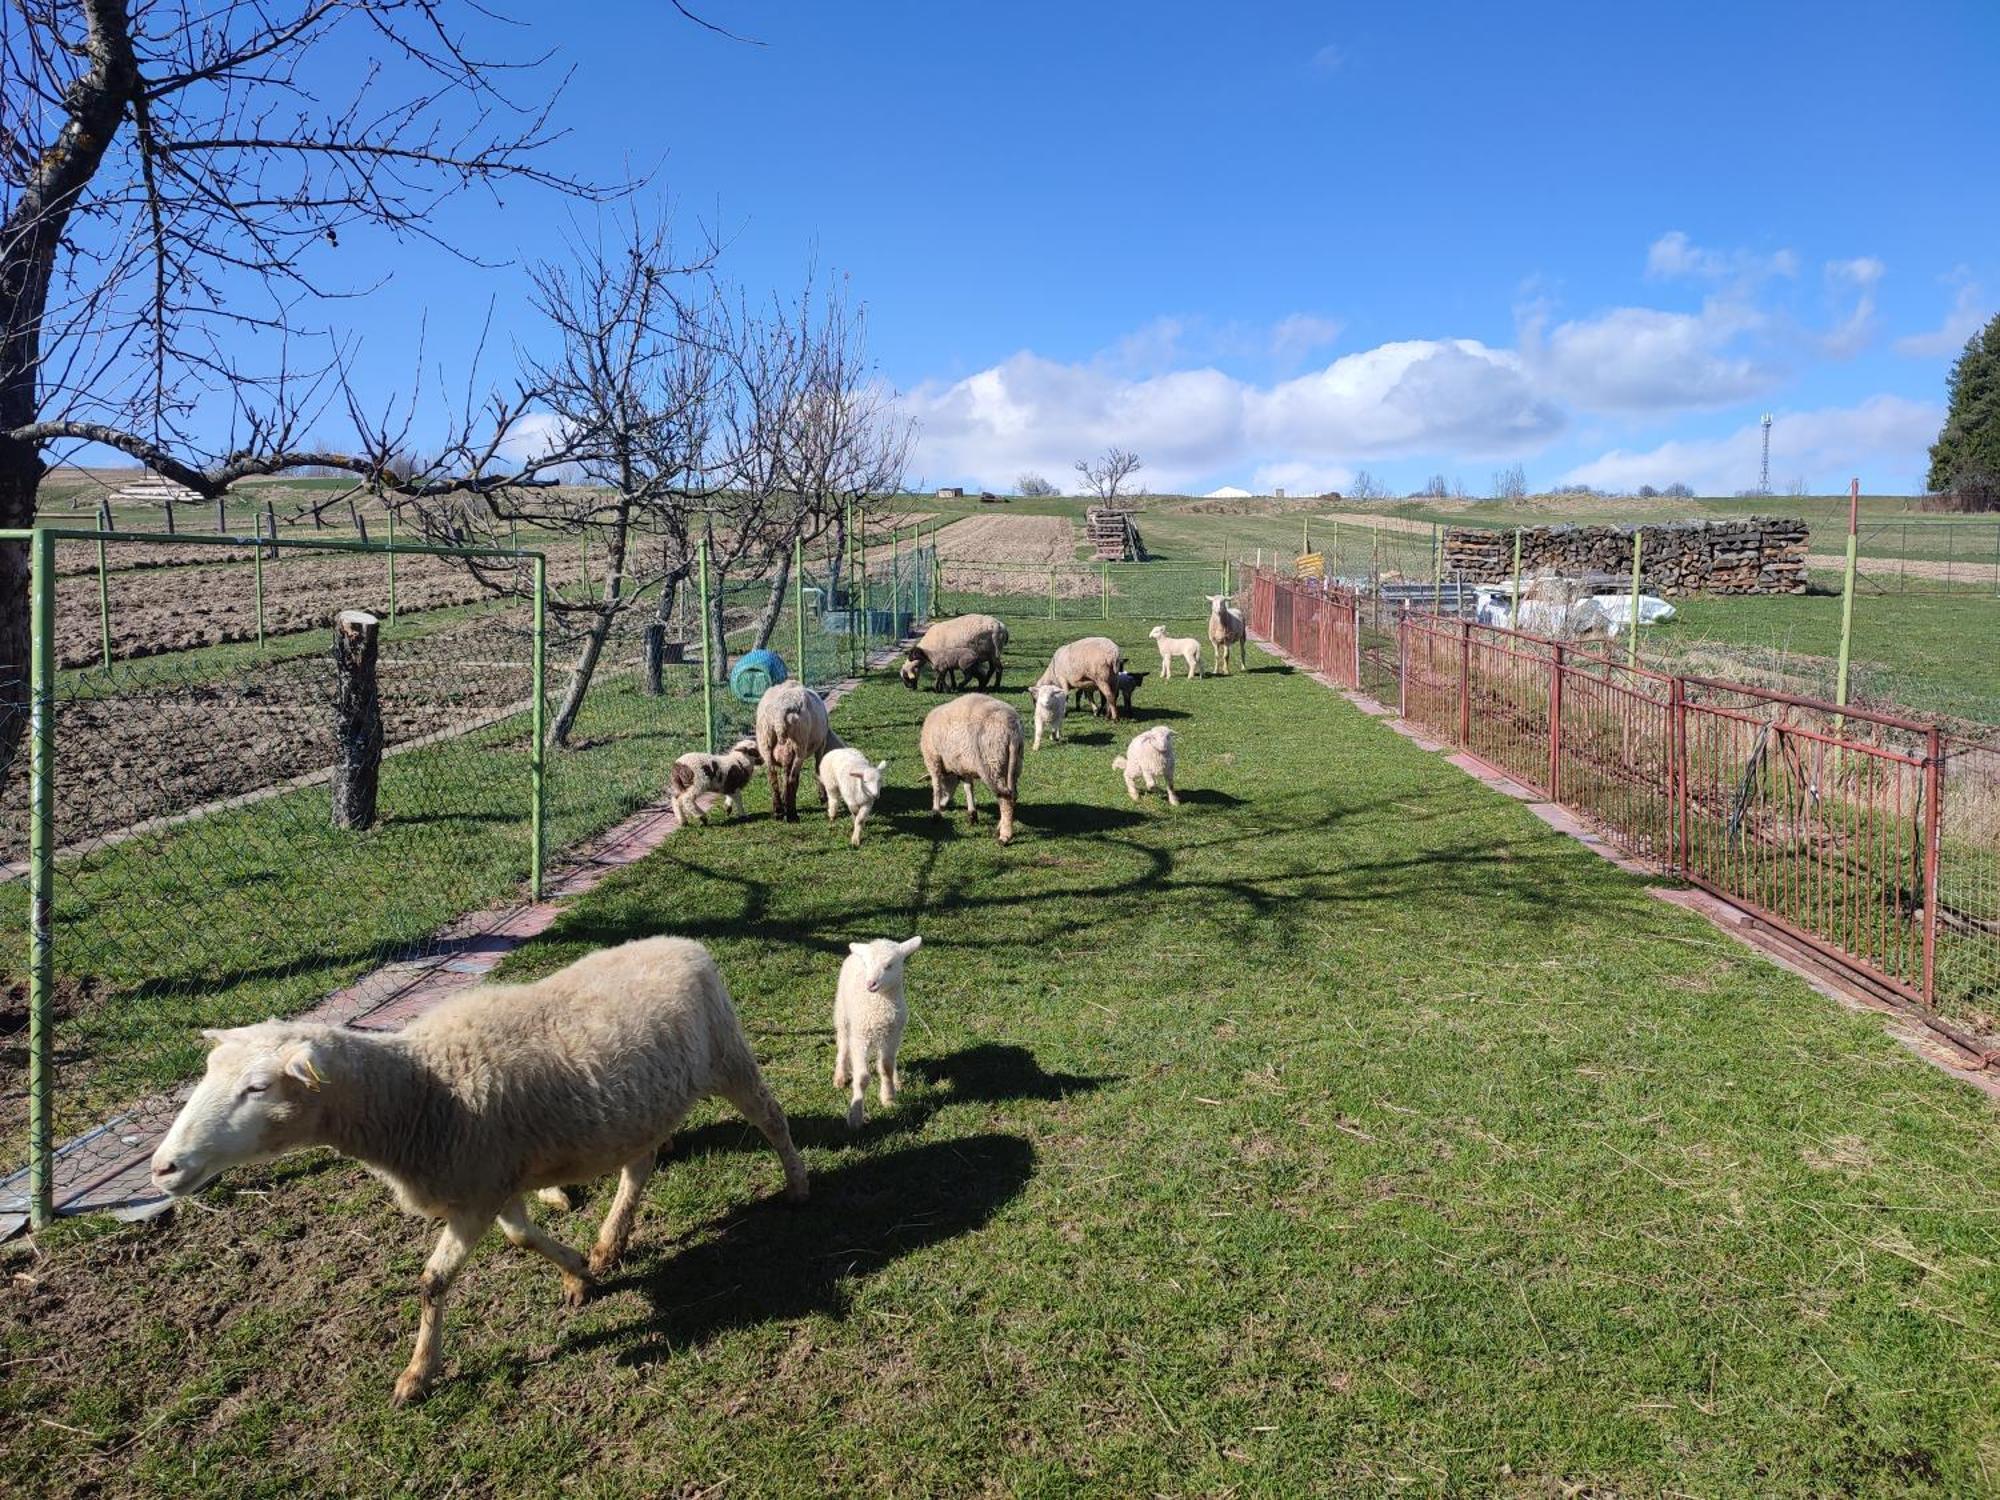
[848,941,870,958]
[200,1026,245,1044]
[281,1040,326,1093]
[875,759,890,774]
[899,936,923,956]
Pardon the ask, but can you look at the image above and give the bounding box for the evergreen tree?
[1927,312,2000,505]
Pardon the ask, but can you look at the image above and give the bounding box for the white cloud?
[1270,313,1343,364]
[1646,231,1799,282]
[1819,257,1884,358]
[496,410,569,467]
[1562,395,1940,495]
[904,338,1560,493]
[1895,274,1989,358]
[1526,300,1773,411]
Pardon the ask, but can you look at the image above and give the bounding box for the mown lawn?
[3,618,1999,1496]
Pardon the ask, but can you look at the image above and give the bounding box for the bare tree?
[0,0,632,763]
[1015,471,1058,498]
[1491,463,1527,501]
[1348,470,1389,501]
[1074,447,1141,503]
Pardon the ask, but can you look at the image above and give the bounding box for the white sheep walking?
[1113,725,1179,805]
[1206,594,1247,675]
[1030,682,1069,750]
[149,937,809,1405]
[817,747,890,847]
[1148,625,1202,680]
[833,936,922,1130]
[920,693,1023,844]
[755,679,844,822]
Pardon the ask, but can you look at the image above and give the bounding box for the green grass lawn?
[4,618,1998,1495]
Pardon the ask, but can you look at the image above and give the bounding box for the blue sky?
[158,0,2000,496]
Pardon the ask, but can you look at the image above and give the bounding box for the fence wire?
[1,530,933,1228]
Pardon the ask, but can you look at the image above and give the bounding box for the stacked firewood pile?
[1442,518,1809,595]
[1085,507,1147,561]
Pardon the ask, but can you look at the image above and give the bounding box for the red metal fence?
[1248,568,1998,1028]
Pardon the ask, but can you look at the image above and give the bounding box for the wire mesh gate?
[2,526,932,1229]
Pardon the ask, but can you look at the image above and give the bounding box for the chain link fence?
[1,528,932,1230]
[936,559,1230,622]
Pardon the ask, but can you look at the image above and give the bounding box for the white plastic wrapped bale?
[1592,594,1677,636]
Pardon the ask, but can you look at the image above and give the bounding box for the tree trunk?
[641,571,685,696]
[550,609,615,746]
[709,581,730,686]
[331,610,383,830]
[750,550,793,652]
[0,440,43,784]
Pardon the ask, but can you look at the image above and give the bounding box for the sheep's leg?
[726,791,743,818]
[783,760,802,823]
[833,1029,851,1089]
[877,1039,897,1108]
[718,1072,812,1201]
[766,760,787,822]
[496,1196,594,1304]
[825,784,840,822]
[996,791,1015,845]
[850,803,868,848]
[394,1212,486,1405]
[845,1047,869,1131]
[585,1154,656,1277]
[1097,672,1120,720]
[1125,772,1141,802]
[1165,774,1180,807]
[1237,636,1247,671]
[962,780,978,825]
[536,1185,578,1211]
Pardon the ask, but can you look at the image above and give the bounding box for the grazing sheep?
[900,613,1008,691]
[1149,625,1202,679]
[833,936,923,1130]
[817,747,890,847]
[755,679,844,823]
[1078,669,1146,718]
[149,937,809,1405]
[1113,725,1179,806]
[669,736,762,825]
[919,692,1023,844]
[901,642,997,693]
[1206,594,1247,676]
[1030,682,1069,750]
[1034,635,1126,722]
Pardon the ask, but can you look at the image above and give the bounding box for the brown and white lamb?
[669,737,762,825]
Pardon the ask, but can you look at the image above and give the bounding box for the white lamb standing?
[1148,625,1202,680]
[149,937,809,1405]
[833,936,922,1131]
[817,747,890,847]
[1030,682,1069,750]
[1113,725,1179,805]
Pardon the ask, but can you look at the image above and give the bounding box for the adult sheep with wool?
[1034,634,1127,721]
[1206,594,1247,675]
[755,679,845,822]
[900,613,1009,691]
[149,936,809,1405]
[920,692,1023,844]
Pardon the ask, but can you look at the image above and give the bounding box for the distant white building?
[1205,485,1253,499]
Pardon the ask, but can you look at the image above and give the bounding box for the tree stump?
[332,610,383,830]
[641,624,686,695]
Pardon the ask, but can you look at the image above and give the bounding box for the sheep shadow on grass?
[667,1042,1115,1153]
[556,1132,1036,1363]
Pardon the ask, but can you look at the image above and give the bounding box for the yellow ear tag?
[299,1057,325,1092]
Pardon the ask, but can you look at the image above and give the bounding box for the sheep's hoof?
[561,1271,595,1307]
[585,1245,619,1278]
[536,1185,577,1212]
[392,1370,432,1406]
[845,1100,866,1133]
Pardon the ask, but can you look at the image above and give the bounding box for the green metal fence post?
[1432,524,1444,611]
[793,534,806,680]
[1100,561,1109,619]
[1048,566,1056,619]
[1835,479,1860,732]
[1509,527,1523,631]
[27,526,56,1228]
[1220,553,1229,596]
[698,536,717,752]
[891,527,901,637]
[253,526,266,649]
[859,521,872,670]
[1626,529,1643,669]
[529,553,547,902]
[95,532,111,671]
[386,502,397,624]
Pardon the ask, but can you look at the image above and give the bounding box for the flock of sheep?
[148,592,1251,1403]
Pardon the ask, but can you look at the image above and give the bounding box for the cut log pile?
[1442,517,1809,596]
[1085,506,1147,561]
